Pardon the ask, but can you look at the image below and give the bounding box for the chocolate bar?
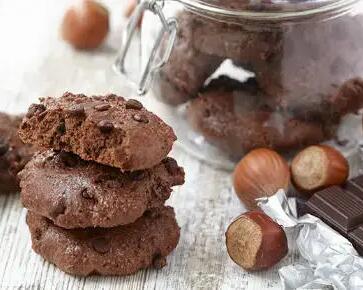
[305,175,363,255]
[349,225,363,255]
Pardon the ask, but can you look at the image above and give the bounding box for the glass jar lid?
[178,0,360,21]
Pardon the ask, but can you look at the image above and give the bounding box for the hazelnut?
[225,211,288,271]
[233,148,290,210]
[61,0,109,50]
[291,145,349,197]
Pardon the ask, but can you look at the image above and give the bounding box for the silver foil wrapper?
[256,190,363,290]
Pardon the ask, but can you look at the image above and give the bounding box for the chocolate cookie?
[26,206,180,276]
[20,150,184,228]
[182,9,363,120]
[19,93,176,171]
[328,78,363,116]
[192,14,282,66]
[154,12,222,105]
[0,112,35,193]
[252,15,363,117]
[187,77,335,159]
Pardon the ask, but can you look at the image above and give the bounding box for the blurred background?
[0,0,134,113]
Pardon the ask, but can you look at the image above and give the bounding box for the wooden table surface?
[0,0,352,289]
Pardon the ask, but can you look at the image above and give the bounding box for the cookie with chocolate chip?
[19,93,176,171]
[20,150,184,228]
[26,206,180,276]
[0,112,35,193]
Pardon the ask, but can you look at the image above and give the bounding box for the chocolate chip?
[163,157,179,175]
[80,188,93,200]
[106,94,118,100]
[58,151,78,167]
[91,237,110,254]
[94,104,111,111]
[152,255,167,269]
[67,104,85,116]
[26,104,46,118]
[0,142,9,156]
[34,229,42,241]
[57,120,66,134]
[129,170,146,181]
[97,120,113,133]
[125,99,143,110]
[133,114,149,123]
[51,200,66,218]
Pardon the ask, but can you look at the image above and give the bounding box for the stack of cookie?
[18,93,184,276]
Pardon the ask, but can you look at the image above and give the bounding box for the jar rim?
[176,0,359,21]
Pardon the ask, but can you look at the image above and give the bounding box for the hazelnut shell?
[226,211,288,271]
[233,148,290,210]
[62,0,109,50]
[291,145,349,197]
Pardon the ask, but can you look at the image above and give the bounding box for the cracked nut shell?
[226,211,288,271]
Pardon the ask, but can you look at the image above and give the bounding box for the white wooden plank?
[0,0,307,289]
[0,148,295,289]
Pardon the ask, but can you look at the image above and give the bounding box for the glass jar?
[117,0,363,169]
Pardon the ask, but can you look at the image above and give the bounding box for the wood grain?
[0,147,304,289]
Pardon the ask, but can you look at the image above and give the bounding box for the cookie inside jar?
[141,0,363,168]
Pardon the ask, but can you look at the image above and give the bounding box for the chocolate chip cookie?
[27,206,180,276]
[187,77,335,159]
[20,150,184,228]
[0,112,35,193]
[154,12,222,105]
[19,93,176,171]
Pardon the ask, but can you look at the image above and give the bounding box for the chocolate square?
[348,225,363,255]
[305,186,363,233]
[345,176,363,201]
[305,176,363,256]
